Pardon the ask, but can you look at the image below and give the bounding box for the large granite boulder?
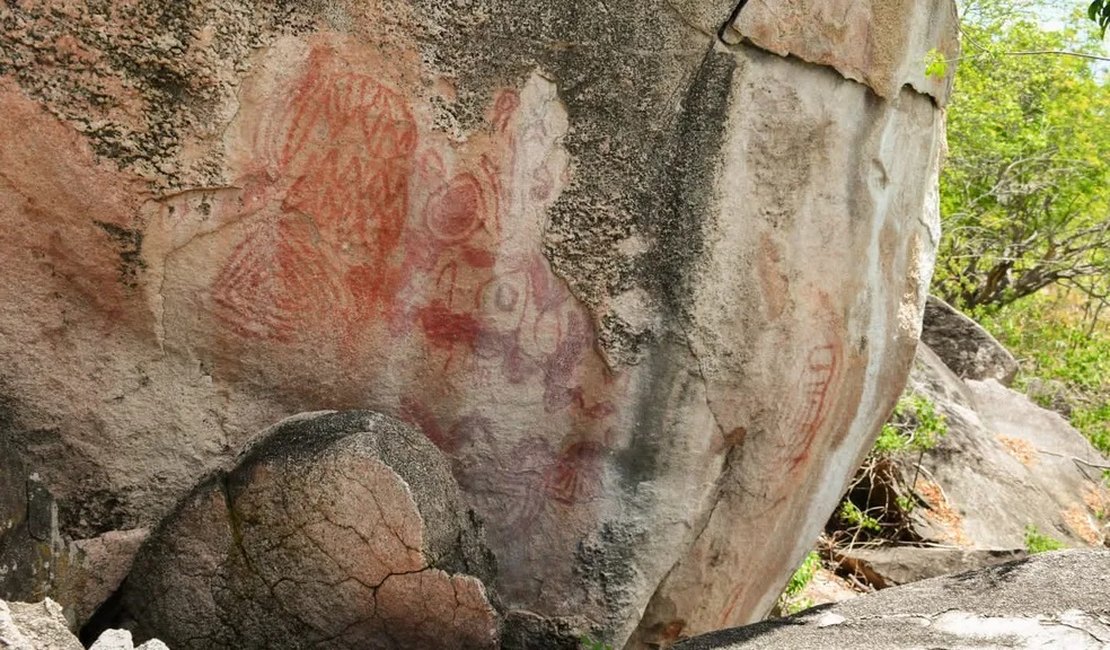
[0,0,956,644]
[677,549,1110,649]
[902,343,1109,550]
[921,295,1019,384]
[117,411,498,649]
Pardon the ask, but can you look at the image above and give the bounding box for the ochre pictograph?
[213,46,419,340]
[208,44,615,543]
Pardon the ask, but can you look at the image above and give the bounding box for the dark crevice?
[79,586,125,647]
[717,0,750,43]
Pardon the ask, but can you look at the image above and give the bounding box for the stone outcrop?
[901,343,1109,550]
[832,547,1025,590]
[88,629,168,650]
[118,411,498,649]
[1,0,955,645]
[0,598,165,650]
[921,295,1019,384]
[676,550,1110,649]
[0,598,81,650]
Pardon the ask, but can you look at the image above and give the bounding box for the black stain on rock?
[95,221,146,288]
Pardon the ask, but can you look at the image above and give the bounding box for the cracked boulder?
[116,411,498,649]
[3,0,954,645]
[675,549,1110,649]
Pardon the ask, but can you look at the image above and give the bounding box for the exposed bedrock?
[0,0,956,646]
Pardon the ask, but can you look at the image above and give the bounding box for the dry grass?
[1063,503,1103,545]
[996,435,1038,467]
[916,478,971,546]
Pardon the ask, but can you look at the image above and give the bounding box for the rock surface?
[89,629,169,650]
[0,0,954,644]
[901,343,1109,550]
[118,411,498,649]
[921,295,1019,384]
[833,546,1025,589]
[0,598,81,650]
[725,0,960,104]
[0,598,166,650]
[676,549,1110,649]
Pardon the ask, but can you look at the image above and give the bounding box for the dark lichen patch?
[0,0,330,190]
[615,338,707,490]
[574,519,648,634]
[639,45,736,330]
[405,0,740,365]
[94,221,146,288]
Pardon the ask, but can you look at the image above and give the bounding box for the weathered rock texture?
[902,344,1109,550]
[724,0,960,104]
[119,411,498,649]
[833,547,1026,590]
[676,549,1110,649]
[0,0,955,645]
[921,295,1019,384]
[0,598,165,650]
[0,598,82,650]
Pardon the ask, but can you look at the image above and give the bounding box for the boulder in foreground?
[118,411,498,649]
[677,549,1110,649]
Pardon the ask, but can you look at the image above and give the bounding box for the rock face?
[0,0,954,645]
[119,411,498,649]
[88,629,169,650]
[724,0,960,104]
[0,598,166,650]
[902,343,1109,550]
[676,549,1110,649]
[833,547,1026,590]
[0,598,82,650]
[921,295,1019,384]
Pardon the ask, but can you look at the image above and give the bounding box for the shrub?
[1024,524,1065,554]
[775,550,821,616]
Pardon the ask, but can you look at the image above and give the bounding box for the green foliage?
[781,597,815,616]
[784,551,821,598]
[975,293,1110,455]
[933,5,1110,310]
[1024,524,1066,553]
[895,494,917,514]
[924,48,950,80]
[873,394,949,456]
[775,551,821,616]
[1090,0,1110,36]
[838,500,882,533]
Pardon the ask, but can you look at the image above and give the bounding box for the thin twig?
[1036,448,1110,471]
[1002,50,1110,62]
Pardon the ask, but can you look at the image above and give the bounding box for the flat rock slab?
[119,411,498,650]
[677,549,1110,649]
[834,546,1026,589]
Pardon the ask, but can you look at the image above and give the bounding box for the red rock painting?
[208,44,614,539]
[786,341,843,469]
